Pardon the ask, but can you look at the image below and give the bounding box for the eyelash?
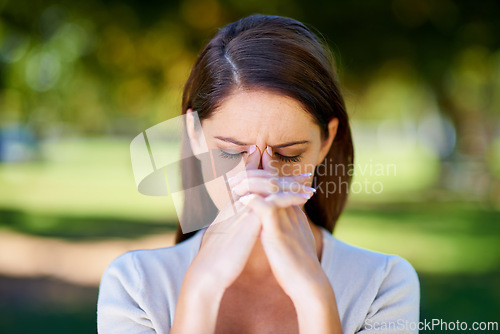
[277,153,302,163]
[218,150,241,160]
[218,150,302,163]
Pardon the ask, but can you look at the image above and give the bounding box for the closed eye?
[275,152,302,163]
[218,149,302,163]
[219,150,243,159]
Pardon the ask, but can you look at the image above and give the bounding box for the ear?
[186,109,208,159]
[317,117,339,165]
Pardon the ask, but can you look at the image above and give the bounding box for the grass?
[336,201,500,275]
[0,138,177,220]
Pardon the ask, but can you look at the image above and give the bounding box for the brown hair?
[175,14,354,244]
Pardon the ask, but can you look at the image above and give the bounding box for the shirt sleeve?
[357,256,420,333]
[97,252,157,334]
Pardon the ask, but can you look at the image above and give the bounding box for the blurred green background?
[1,0,499,333]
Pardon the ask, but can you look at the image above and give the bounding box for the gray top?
[97,226,420,333]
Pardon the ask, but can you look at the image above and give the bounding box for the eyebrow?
[214,136,310,148]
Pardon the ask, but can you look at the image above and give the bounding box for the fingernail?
[248,144,256,155]
[266,146,272,156]
[239,194,254,204]
[298,192,312,199]
[299,172,312,177]
[306,186,316,193]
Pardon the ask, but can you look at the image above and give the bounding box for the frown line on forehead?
[214,136,310,148]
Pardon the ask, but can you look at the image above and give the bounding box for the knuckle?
[265,193,280,203]
[239,193,257,202]
[268,178,279,192]
[262,202,278,218]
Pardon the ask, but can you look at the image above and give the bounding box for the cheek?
[200,148,246,211]
[204,177,231,210]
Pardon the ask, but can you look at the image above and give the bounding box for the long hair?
[175,14,354,244]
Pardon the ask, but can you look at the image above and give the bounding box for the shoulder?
[101,228,205,287]
[97,228,206,333]
[322,229,419,289]
[320,229,420,333]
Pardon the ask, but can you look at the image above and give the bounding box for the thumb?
[245,145,261,170]
[261,145,278,176]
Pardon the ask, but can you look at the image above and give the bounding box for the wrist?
[183,265,227,302]
[172,268,226,334]
[288,265,333,301]
[292,279,336,313]
[293,284,342,334]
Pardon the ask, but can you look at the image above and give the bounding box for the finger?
[261,146,278,175]
[207,202,251,233]
[239,194,280,233]
[226,169,277,188]
[233,209,262,240]
[277,172,314,187]
[264,191,312,208]
[228,172,314,200]
[245,145,261,170]
[203,206,261,256]
[276,178,316,195]
[239,192,312,219]
[227,170,312,188]
[232,177,279,197]
[212,195,246,224]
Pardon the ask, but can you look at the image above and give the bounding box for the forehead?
[202,89,318,142]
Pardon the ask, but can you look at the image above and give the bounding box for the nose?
[253,145,273,172]
[261,146,274,173]
[246,145,274,172]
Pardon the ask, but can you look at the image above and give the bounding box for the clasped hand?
[195,146,329,303]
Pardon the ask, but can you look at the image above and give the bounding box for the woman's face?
[188,89,338,210]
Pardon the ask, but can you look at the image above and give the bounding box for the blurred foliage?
[0,1,499,333]
[0,0,499,129]
[1,0,499,201]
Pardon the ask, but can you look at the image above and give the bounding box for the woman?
[97,14,420,334]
